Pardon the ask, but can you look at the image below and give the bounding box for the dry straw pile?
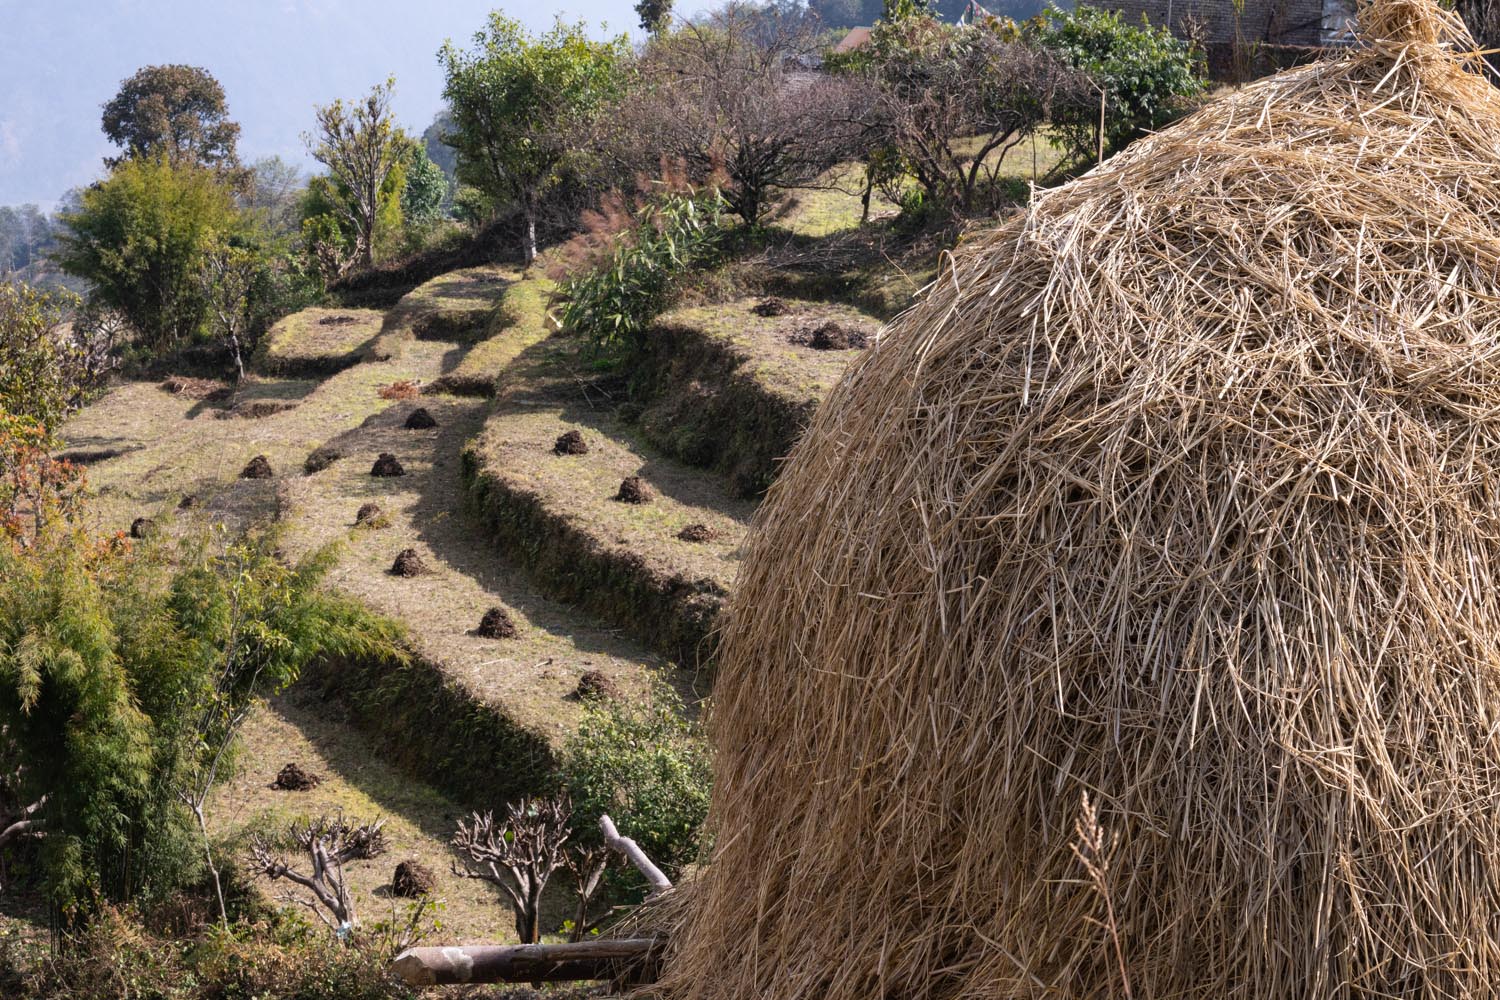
[655,3,1500,998]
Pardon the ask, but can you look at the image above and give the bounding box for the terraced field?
[55,255,878,945]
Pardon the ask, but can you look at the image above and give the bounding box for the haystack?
[656,5,1500,999]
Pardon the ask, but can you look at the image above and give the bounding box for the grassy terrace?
[466,329,755,665]
[369,265,516,360]
[633,296,879,495]
[256,306,385,377]
[429,271,558,397]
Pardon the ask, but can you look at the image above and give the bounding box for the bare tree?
[197,241,259,383]
[564,842,611,941]
[452,796,573,944]
[248,814,387,935]
[859,16,1087,214]
[305,78,404,270]
[608,7,869,224]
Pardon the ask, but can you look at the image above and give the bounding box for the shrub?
[560,681,710,885]
[1034,4,1205,162]
[558,187,727,353]
[0,282,94,434]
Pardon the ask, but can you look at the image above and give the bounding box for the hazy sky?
[0,0,644,206]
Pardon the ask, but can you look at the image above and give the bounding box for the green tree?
[401,144,449,228]
[304,78,406,271]
[635,0,674,35]
[57,157,239,354]
[439,16,629,263]
[101,65,242,172]
[1034,5,1205,162]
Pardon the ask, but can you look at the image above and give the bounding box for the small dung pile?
[354,502,389,529]
[370,453,406,477]
[475,606,518,639]
[271,763,320,791]
[389,548,426,577]
[751,297,792,317]
[553,429,589,455]
[677,523,716,543]
[790,320,869,351]
[404,407,438,430]
[391,860,437,898]
[239,455,273,479]
[657,6,1500,1000]
[615,475,652,504]
[304,445,342,474]
[574,669,620,702]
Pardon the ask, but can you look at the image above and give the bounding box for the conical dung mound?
[655,4,1500,999]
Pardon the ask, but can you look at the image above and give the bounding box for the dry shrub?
[655,6,1500,1000]
[377,380,421,400]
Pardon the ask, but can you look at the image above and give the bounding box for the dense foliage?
[561,681,711,883]
[559,187,728,353]
[0,432,404,919]
[56,157,239,355]
[1034,4,1205,161]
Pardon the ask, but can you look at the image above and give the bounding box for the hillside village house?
[1102,0,1357,46]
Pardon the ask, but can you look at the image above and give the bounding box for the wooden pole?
[391,938,663,986]
[600,814,673,896]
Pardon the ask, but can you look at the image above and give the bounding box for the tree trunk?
[391,939,663,987]
[522,205,537,266]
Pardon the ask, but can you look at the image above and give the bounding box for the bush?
[0,283,93,434]
[560,681,710,885]
[12,906,414,1000]
[0,448,405,922]
[1034,4,1205,162]
[558,187,728,353]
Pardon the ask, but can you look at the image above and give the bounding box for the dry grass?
[278,393,682,742]
[431,270,558,397]
[654,297,879,405]
[208,693,537,943]
[256,307,384,376]
[58,343,454,537]
[657,5,1500,999]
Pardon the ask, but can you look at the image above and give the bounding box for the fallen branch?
[599,814,672,896]
[391,937,662,986]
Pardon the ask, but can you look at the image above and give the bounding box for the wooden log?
[391,937,662,986]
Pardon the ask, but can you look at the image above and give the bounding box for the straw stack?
[654,2,1500,997]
